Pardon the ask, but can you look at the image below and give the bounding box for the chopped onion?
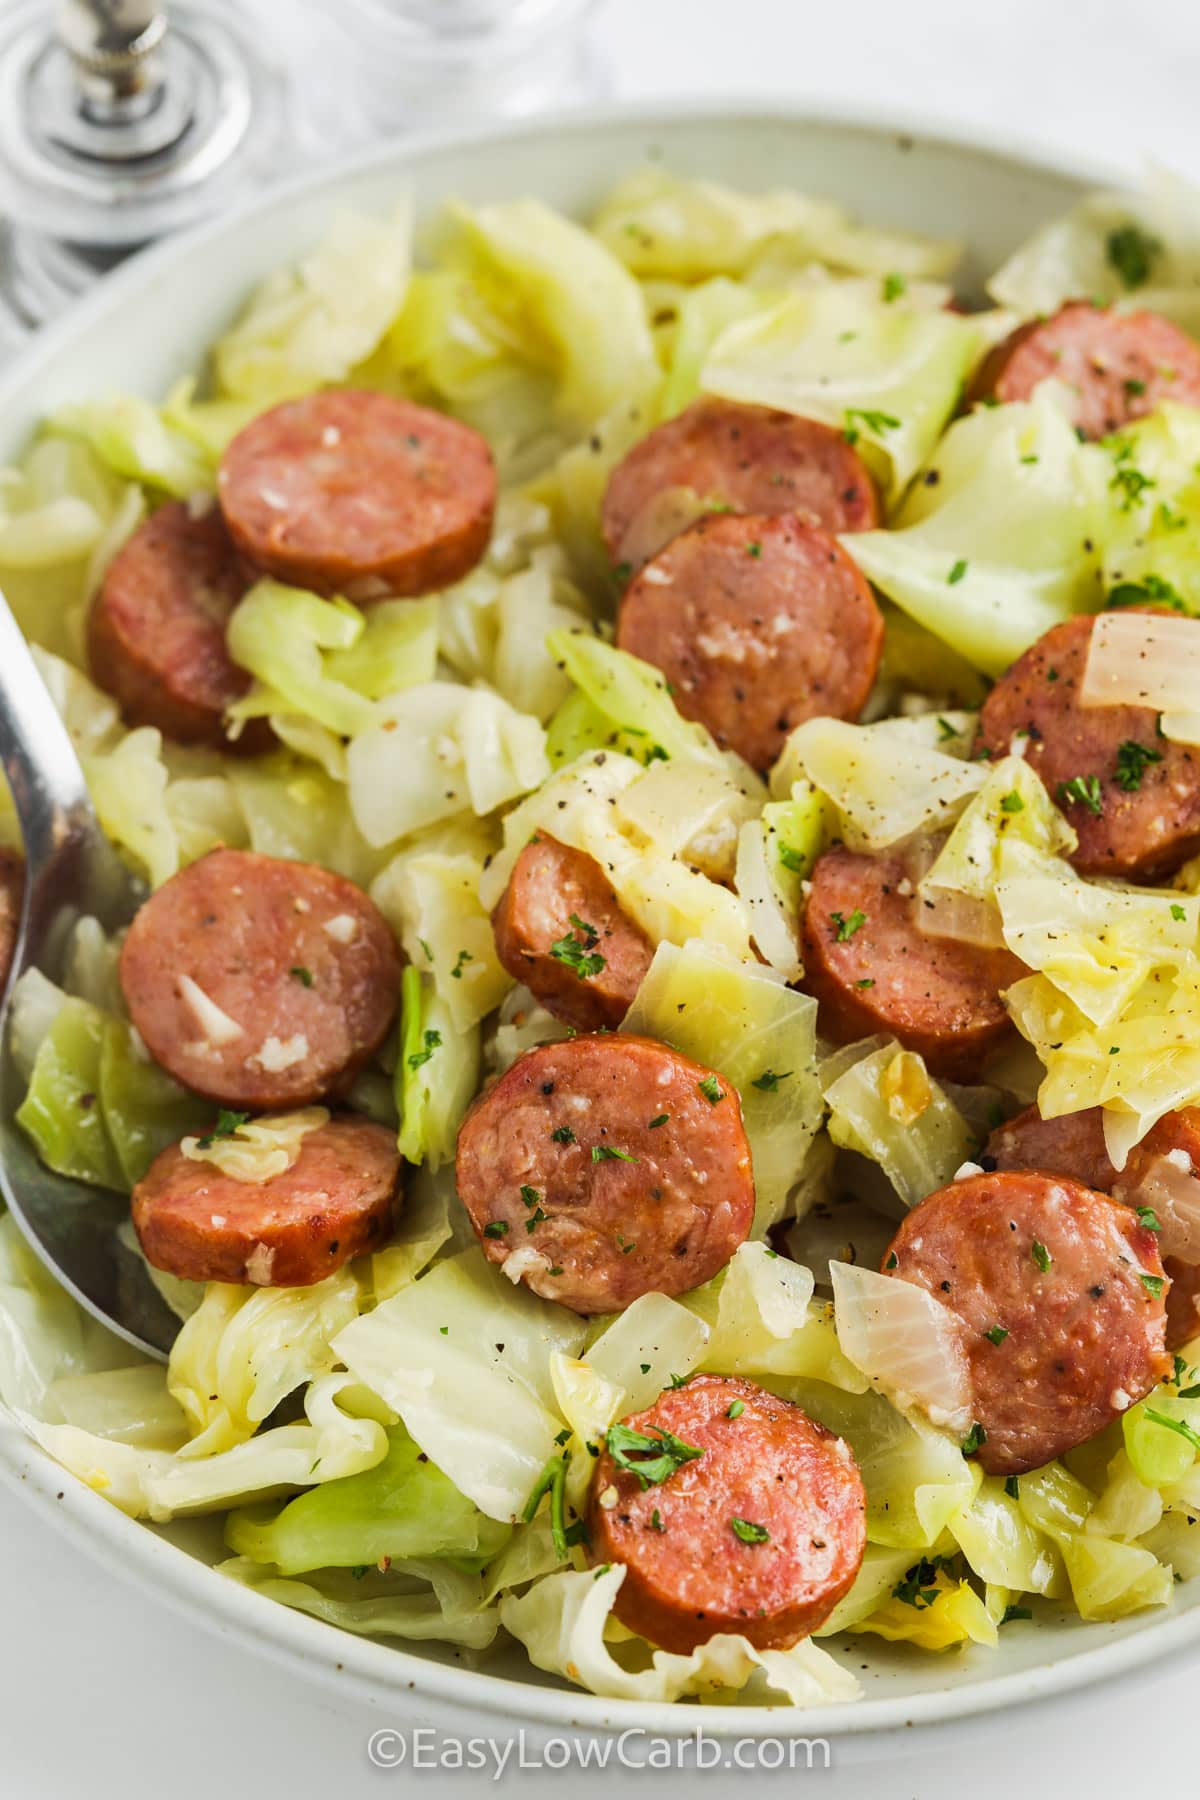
[915,884,1007,948]
[734,818,802,980]
[615,485,710,569]
[1080,613,1200,714]
[1120,1153,1200,1262]
[830,1260,973,1435]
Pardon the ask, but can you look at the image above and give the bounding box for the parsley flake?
[551,1125,577,1144]
[1057,774,1104,817]
[843,407,901,445]
[697,1075,724,1105]
[605,1422,705,1488]
[999,790,1024,814]
[549,914,606,981]
[830,908,867,942]
[407,1028,442,1071]
[1106,223,1161,289]
[196,1109,250,1150]
[730,1516,770,1544]
[947,558,968,585]
[752,1069,792,1092]
[592,1144,638,1163]
[1136,1206,1162,1232]
[1114,740,1163,792]
[289,965,313,987]
[1032,1240,1052,1273]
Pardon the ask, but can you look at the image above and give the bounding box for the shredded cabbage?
[844,389,1108,674]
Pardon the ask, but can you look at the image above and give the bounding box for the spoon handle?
[0,589,102,873]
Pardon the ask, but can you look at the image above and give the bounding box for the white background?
[4,0,1200,1793]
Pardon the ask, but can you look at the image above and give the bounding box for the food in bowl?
[4,162,1200,1708]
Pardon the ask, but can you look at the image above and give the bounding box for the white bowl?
[0,98,1189,1744]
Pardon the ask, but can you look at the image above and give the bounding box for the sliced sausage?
[586,1373,866,1653]
[968,301,1200,439]
[976,610,1200,879]
[131,1112,400,1286]
[884,1170,1169,1475]
[88,501,265,753]
[491,834,653,1031]
[218,390,496,600]
[987,1102,1200,1348]
[601,398,880,569]
[616,512,884,772]
[119,848,401,1109]
[0,848,23,993]
[455,1034,754,1315]
[800,846,1024,1080]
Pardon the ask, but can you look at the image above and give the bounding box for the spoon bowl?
[0,588,176,1357]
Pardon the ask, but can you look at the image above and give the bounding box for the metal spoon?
[0,589,177,1358]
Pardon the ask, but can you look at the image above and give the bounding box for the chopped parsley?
[830,908,867,942]
[551,1125,577,1145]
[999,790,1024,814]
[752,1069,792,1092]
[1105,223,1161,290]
[776,842,806,873]
[961,1422,988,1457]
[1141,1273,1165,1297]
[647,1113,669,1128]
[937,716,960,742]
[525,1209,548,1233]
[1001,1605,1033,1626]
[1032,1240,1052,1273]
[1106,573,1187,613]
[605,1422,705,1488]
[697,1075,725,1105]
[483,1221,509,1239]
[855,977,876,989]
[746,540,763,559]
[289,965,313,988]
[947,558,968,586]
[1173,903,1188,922]
[1004,1476,1020,1500]
[1057,774,1104,817]
[892,1555,955,1609]
[450,949,474,980]
[1144,1408,1200,1452]
[550,914,606,981]
[730,1516,770,1544]
[1136,1206,1162,1232]
[649,1509,666,1532]
[195,1109,250,1150]
[843,407,901,446]
[881,271,907,303]
[727,1399,745,1419]
[983,1325,1009,1346]
[407,1028,442,1071]
[1114,740,1163,792]
[520,1185,541,1207]
[885,1251,898,1270]
[592,1144,639,1162]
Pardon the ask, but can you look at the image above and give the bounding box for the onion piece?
[734,818,803,980]
[616,484,711,569]
[1080,612,1200,713]
[1119,1153,1200,1262]
[915,884,1007,948]
[830,1260,973,1435]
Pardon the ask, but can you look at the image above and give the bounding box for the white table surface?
[4,1,1200,1792]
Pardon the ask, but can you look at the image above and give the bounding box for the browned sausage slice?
[616,513,884,772]
[586,1373,866,1653]
[88,501,264,753]
[0,849,23,995]
[968,301,1200,439]
[800,846,1023,1080]
[987,1102,1200,1348]
[455,1034,754,1315]
[976,611,1200,878]
[884,1170,1169,1475]
[131,1112,400,1285]
[119,848,401,1109]
[218,390,496,599]
[490,834,653,1031]
[602,398,881,569]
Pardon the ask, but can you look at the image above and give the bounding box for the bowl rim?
[0,93,1179,1740]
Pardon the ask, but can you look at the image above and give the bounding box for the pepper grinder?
[0,0,362,328]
